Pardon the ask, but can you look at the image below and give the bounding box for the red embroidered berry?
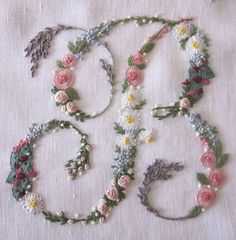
[192,66,200,72]
[197,88,204,95]
[193,76,203,83]
[20,156,28,162]
[15,169,26,179]
[28,169,38,178]
[182,79,190,85]
[14,162,20,169]
[19,190,26,197]
[12,179,20,188]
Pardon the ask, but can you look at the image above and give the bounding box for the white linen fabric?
[1,0,236,239]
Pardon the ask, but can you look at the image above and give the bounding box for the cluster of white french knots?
[6,15,228,224]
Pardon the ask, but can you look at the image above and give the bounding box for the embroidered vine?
[6,15,228,225]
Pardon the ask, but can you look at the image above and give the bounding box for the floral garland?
[6,16,227,225]
[26,17,215,121]
[6,120,91,203]
[51,42,115,122]
[138,113,228,220]
[150,22,215,119]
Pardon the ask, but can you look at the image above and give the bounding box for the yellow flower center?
[28,199,37,209]
[191,41,200,49]
[127,94,135,101]
[178,27,186,36]
[145,136,154,143]
[125,115,135,124]
[122,137,131,146]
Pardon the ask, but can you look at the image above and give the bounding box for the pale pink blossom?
[66,101,79,113]
[63,54,77,68]
[54,69,74,89]
[106,186,119,201]
[118,175,130,188]
[54,90,68,103]
[125,66,143,87]
[197,187,216,207]
[209,169,225,187]
[200,151,216,167]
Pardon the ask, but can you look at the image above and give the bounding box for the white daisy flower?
[119,108,140,129]
[20,192,44,214]
[186,33,205,56]
[172,22,191,40]
[117,133,136,150]
[139,128,155,144]
[121,87,140,109]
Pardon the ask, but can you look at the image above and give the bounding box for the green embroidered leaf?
[67,41,77,54]
[128,56,134,66]
[180,38,188,49]
[6,171,16,184]
[189,25,198,37]
[135,64,146,70]
[18,177,33,191]
[19,144,32,156]
[215,141,223,158]
[21,160,33,173]
[122,80,129,93]
[12,188,20,201]
[56,60,64,68]
[75,41,87,52]
[114,123,125,135]
[200,65,215,80]
[51,87,58,94]
[188,206,203,218]
[66,88,80,100]
[216,153,229,168]
[133,99,146,110]
[197,173,210,185]
[139,41,155,54]
[47,119,59,130]
[10,152,19,169]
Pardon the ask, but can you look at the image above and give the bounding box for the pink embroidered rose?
[208,169,225,187]
[97,203,109,215]
[54,90,68,103]
[197,187,216,207]
[54,69,74,89]
[63,54,77,68]
[179,97,191,109]
[200,151,216,167]
[66,101,79,113]
[117,175,130,188]
[125,66,143,87]
[106,186,119,201]
[133,53,145,65]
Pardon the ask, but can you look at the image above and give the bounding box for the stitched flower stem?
[110,16,192,27]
